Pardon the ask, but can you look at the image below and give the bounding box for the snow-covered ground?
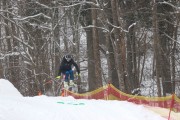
[0,79,166,120]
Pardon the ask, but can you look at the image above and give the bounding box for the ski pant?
[62,70,74,82]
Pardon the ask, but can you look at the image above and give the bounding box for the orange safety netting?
[61,84,180,112]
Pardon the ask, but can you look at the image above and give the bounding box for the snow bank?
[0,79,168,120]
[0,79,22,97]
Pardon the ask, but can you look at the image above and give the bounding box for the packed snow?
[0,79,166,120]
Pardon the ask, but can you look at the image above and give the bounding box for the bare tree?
[152,0,162,97]
[91,2,103,88]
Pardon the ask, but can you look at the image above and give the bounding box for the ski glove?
[56,76,61,79]
[77,74,81,77]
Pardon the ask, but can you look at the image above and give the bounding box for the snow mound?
[0,79,22,97]
[0,79,167,120]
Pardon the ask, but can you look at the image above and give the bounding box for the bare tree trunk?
[157,1,174,95]
[115,0,127,92]
[152,0,162,97]
[63,8,69,53]
[2,0,20,90]
[110,0,126,91]
[103,0,119,89]
[68,6,82,92]
[0,0,2,78]
[91,4,103,88]
[78,3,96,91]
[123,0,139,93]
[172,19,179,93]
[87,28,96,91]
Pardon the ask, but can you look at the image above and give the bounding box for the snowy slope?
[0,79,22,97]
[0,79,166,120]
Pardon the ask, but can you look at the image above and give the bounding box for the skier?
[56,54,80,89]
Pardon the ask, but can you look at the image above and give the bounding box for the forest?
[0,0,179,97]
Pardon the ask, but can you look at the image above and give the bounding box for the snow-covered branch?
[80,25,109,32]
[159,1,180,11]
[35,1,51,9]
[0,52,24,60]
[12,36,34,50]
[63,1,99,8]
[14,13,51,21]
[107,20,136,33]
[162,32,180,45]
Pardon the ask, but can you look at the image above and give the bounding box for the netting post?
[168,93,175,120]
[38,91,42,96]
[105,82,111,100]
[61,89,65,96]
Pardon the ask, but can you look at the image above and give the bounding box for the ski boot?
[69,80,78,92]
[69,80,75,86]
[63,81,69,89]
[69,80,74,91]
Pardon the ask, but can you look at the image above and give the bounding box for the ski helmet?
[64,54,73,62]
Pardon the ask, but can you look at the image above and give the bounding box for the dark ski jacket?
[58,57,80,76]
